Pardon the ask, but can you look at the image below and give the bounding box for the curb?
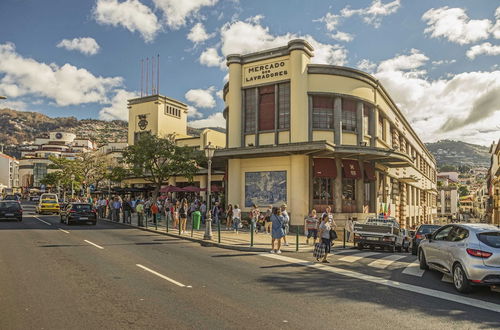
[98,218,355,253]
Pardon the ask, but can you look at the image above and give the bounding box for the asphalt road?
[0,202,499,330]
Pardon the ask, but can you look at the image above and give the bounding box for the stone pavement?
[100,212,355,253]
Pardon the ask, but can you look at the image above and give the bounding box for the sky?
[0,0,499,146]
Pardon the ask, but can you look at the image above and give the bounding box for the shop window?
[244,88,257,133]
[258,85,275,131]
[312,96,334,129]
[313,177,334,207]
[278,83,290,129]
[342,178,356,212]
[342,99,357,132]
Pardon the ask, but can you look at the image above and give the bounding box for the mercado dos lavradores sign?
[242,58,289,87]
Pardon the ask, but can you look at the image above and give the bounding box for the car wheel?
[453,263,472,293]
[357,243,363,250]
[419,250,429,270]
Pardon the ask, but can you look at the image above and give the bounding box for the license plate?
[367,237,379,241]
[80,217,88,220]
[5,213,14,216]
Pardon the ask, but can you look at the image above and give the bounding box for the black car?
[3,194,20,201]
[410,224,441,255]
[61,203,97,225]
[0,201,23,221]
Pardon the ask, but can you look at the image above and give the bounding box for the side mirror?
[425,233,433,241]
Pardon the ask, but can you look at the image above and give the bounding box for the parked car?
[411,224,441,255]
[418,223,500,293]
[0,201,23,221]
[3,194,20,201]
[36,199,60,215]
[61,203,97,225]
[354,217,404,252]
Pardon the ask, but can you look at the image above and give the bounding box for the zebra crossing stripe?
[402,260,425,277]
[339,252,380,263]
[368,254,407,269]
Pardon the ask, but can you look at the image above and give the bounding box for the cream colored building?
[218,39,437,228]
[487,140,500,225]
[0,152,19,193]
[436,174,458,224]
[124,94,226,195]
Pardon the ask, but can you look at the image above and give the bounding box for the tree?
[122,134,203,201]
[458,185,469,197]
[439,164,456,172]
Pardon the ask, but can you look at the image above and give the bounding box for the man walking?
[111,197,122,222]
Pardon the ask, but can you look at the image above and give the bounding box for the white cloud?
[315,13,340,32]
[93,0,160,42]
[431,59,456,66]
[187,105,203,118]
[187,22,214,44]
[56,37,100,56]
[152,0,218,30]
[422,7,492,45]
[188,112,225,128]
[371,49,500,145]
[356,59,377,73]
[340,0,400,28]
[99,89,138,121]
[492,6,500,39]
[466,42,500,59]
[219,18,347,66]
[185,86,216,108]
[0,100,28,111]
[0,42,123,106]
[329,31,354,42]
[199,47,224,67]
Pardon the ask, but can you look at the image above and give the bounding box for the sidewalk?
[100,212,355,253]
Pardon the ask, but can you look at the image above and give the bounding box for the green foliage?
[458,185,469,197]
[439,164,457,172]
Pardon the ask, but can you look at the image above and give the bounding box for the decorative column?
[333,97,342,145]
[400,136,407,154]
[370,107,379,147]
[391,128,400,151]
[334,158,343,213]
[356,161,364,213]
[392,179,400,220]
[356,102,364,145]
[226,55,242,148]
[399,183,407,228]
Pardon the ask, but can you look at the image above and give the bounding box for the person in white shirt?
[281,204,290,246]
[232,205,241,234]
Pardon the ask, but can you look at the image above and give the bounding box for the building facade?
[219,39,437,228]
[0,152,19,192]
[487,140,500,225]
[436,173,458,224]
[18,132,97,188]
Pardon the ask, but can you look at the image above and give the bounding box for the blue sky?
[0,0,499,146]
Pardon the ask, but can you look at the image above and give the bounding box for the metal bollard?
[250,221,254,247]
[296,225,299,252]
[179,219,181,235]
[217,219,221,243]
[343,228,346,249]
[191,215,194,237]
[155,215,158,230]
[166,214,169,233]
[145,214,148,228]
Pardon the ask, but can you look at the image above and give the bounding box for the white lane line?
[84,240,104,250]
[261,253,500,314]
[34,217,52,226]
[332,249,359,255]
[402,260,425,277]
[136,264,188,288]
[368,254,407,269]
[58,228,70,234]
[339,252,380,263]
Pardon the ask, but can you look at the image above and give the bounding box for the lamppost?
[71,174,75,200]
[203,142,216,240]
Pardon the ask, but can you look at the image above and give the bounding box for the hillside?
[425,140,490,169]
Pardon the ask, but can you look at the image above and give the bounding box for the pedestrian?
[111,197,122,222]
[281,204,289,246]
[305,209,319,245]
[179,198,188,234]
[264,205,272,234]
[136,201,144,226]
[346,217,354,242]
[317,213,332,263]
[270,206,285,254]
[226,204,233,230]
[212,201,220,225]
[321,205,333,223]
[173,200,180,229]
[232,204,241,233]
[151,201,159,226]
[250,203,260,233]
[123,198,132,224]
[200,201,207,224]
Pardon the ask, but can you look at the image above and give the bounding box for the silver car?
[418,223,500,293]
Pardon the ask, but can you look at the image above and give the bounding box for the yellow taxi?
[36,199,60,214]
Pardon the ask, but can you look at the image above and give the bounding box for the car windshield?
[418,226,440,234]
[0,202,21,209]
[73,204,92,211]
[42,200,58,204]
[478,232,500,248]
[4,195,17,200]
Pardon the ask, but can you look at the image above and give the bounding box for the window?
[363,106,370,136]
[312,96,334,129]
[313,177,334,206]
[342,99,357,132]
[278,83,290,129]
[244,88,257,133]
[342,178,356,212]
[433,225,453,241]
[378,116,384,140]
[258,85,275,131]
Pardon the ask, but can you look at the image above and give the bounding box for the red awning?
[342,160,362,179]
[160,185,185,193]
[313,158,337,178]
[182,186,201,192]
[364,162,376,181]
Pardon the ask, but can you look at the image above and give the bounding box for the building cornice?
[128,94,187,108]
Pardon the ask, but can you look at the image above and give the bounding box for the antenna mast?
[140,59,144,97]
[146,57,149,96]
[157,54,160,96]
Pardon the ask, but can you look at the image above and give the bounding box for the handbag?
[329,229,338,240]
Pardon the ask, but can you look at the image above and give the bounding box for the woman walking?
[179,198,188,234]
[232,204,241,234]
[317,213,333,263]
[270,207,285,254]
[172,200,180,229]
[305,209,319,245]
[250,204,260,234]
[281,204,290,246]
[226,204,233,230]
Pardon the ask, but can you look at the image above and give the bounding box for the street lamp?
[203,142,216,240]
[71,174,75,200]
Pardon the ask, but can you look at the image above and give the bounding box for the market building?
[0,152,19,193]
[218,39,437,228]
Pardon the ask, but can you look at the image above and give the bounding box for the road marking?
[339,252,380,263]
[332,249,358,255]
[58,228,70,234]
[261,254,500,314]
[368,254,407,269]
[136,264,187,288]
[34,217,52,226]
[84,240,104,249]
[402,260,425,277]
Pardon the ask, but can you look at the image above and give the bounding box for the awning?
[342,160,362,179]
[313,158,337,178]
[160,185,185,193]
[364,162,376,181]
[182,185,201,192]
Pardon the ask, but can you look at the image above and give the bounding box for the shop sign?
[242,59,289,86]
